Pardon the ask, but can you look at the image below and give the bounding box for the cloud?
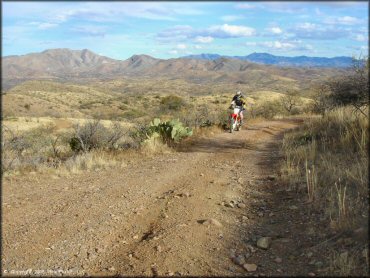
[246,40,313,52]
[52,2,205,23]
[235,3,256,9]
[71,25,107,37]
[261,41,295,50]
[28,21,58,30]
[354,34,367,42]
[194,36,214,43]
[259,3,306,14]
[176,43,187,50]
[245,42,257,46]
[4,2,206,25]
[324,16,363,26]
[316,2,366,9]
[157,24,255,42]
[221,15,245,22]
[289,22,350,40]
[38,23,59,30]
[266,27,283,35]
[208,24,255,38]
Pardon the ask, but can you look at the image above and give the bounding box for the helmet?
[236,91,242,96]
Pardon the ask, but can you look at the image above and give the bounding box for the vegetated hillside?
[2,48,348,90]
[2,77,312,121]
[183,52,355,68]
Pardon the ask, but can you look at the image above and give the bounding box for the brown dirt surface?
[3,119,337,276]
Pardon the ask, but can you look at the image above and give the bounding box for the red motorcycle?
[229,106,243,133]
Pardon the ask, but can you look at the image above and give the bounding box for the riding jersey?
[232,95,246,107]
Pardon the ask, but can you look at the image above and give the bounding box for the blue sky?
[2,1,369,59]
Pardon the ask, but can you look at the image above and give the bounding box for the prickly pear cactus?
[147,118,192,144]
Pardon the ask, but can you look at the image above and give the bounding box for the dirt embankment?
[3,119,340,277]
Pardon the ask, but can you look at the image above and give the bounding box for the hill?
[2,48,347,91]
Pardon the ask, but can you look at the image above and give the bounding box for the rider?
[230,91,246,125]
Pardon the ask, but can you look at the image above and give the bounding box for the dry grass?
[60,150,127,174]
[328,248,368,276]
[140,135,173,156]
[2,117,133,133]
[281,107,368,276]
[282,107,368,232]
[3,79,313,122]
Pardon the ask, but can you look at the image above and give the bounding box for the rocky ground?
[2,119,368,276]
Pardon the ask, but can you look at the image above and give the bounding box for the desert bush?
[69,120,127,153]
[250,101,285,119]
[160,95,186,111]
[1,124,59,173]
[178,104,228,129]
[122,109,146,119]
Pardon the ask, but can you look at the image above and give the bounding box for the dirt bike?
[229,106,243,133]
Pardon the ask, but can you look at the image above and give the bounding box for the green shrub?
[251,101,284,119]
[123,109,146,119]
[160,95,186,111]
[131,118,192,146]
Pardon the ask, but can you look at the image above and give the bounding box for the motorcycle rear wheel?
[230,117,234,133]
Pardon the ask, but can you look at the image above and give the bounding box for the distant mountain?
[182,52,354,68]
[2,48,347,90]
[184,53,222,60]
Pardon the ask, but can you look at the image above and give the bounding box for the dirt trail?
[2,119,326,276]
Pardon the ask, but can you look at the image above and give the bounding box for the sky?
[2,1,369,59]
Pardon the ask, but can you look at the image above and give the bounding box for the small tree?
[322,57,369,116]
[311,83,334,115]
[281,90,302,114]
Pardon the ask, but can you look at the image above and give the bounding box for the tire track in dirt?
[2,119,299,276]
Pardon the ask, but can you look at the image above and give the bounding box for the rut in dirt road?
[3,119,310,277]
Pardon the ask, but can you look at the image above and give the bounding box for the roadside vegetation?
[280,58,368,276]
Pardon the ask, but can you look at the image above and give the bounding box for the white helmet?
[236,91,242,96]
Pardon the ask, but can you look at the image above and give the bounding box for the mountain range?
[183,53,354,68]
[2,48,348,90]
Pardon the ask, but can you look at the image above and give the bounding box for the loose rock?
[232,255,246,266]
[155,245,162,252]
[243,263,257,272]
[201,218,222,227]
[274,257,282,263]
[257,237,272,249]
[237,203,246,209]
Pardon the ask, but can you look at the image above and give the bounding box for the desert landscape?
[2,1,369,277]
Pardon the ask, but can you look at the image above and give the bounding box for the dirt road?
[3,119,328,276]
